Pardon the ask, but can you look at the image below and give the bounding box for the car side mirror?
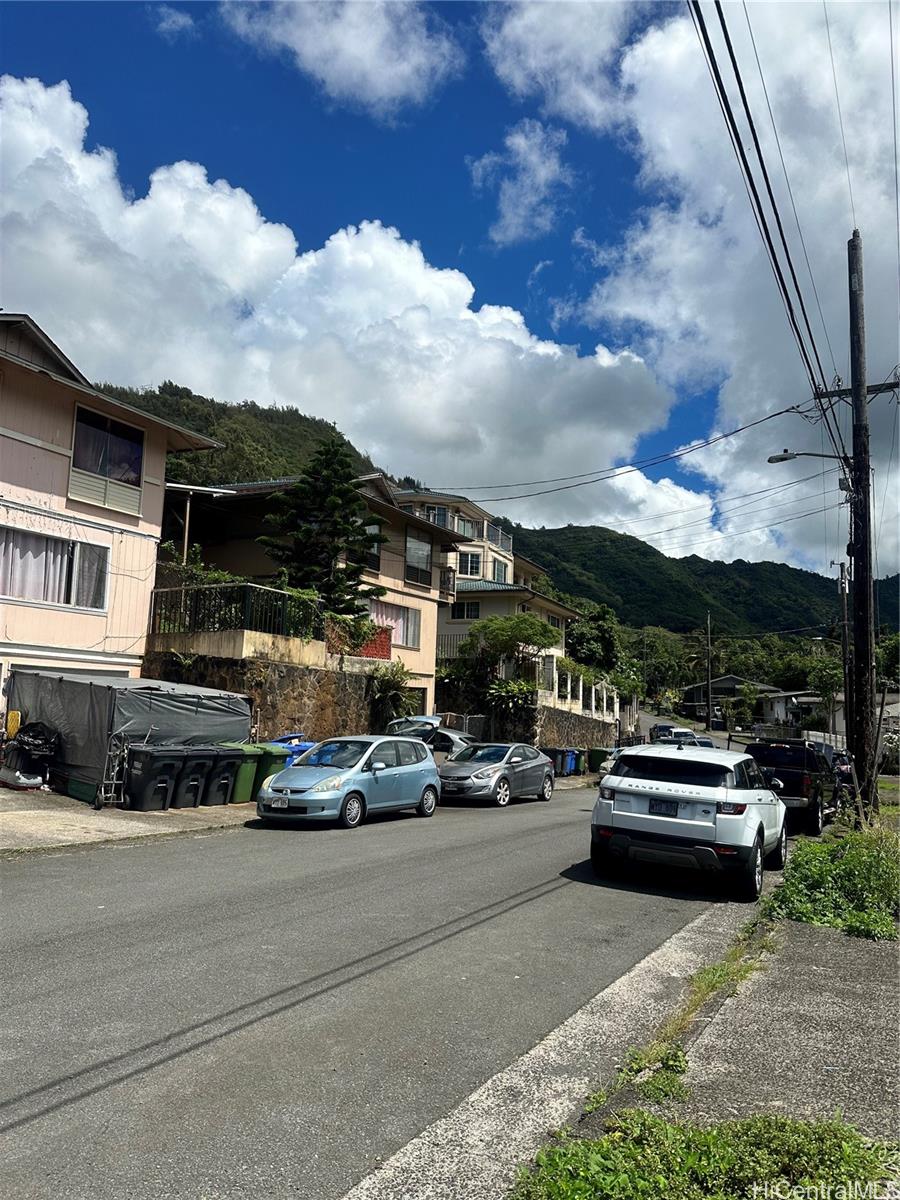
[510,756,523,764]
[768,776,784,792]
[371,761,388,772]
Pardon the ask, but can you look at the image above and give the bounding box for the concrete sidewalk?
[0,785,256,853]
[670,920,900,1139]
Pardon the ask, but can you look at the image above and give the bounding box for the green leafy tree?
[876,632,899,687]
[808,657,844,732]
[565,603,620,673]
[258,436,385,616]
[367,661,416,730]
[460,614,560,678]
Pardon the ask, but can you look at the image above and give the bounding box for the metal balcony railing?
[437,632,469,659]
[150,583,324,641]
[486,523,513,552]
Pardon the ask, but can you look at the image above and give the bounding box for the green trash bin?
[575,750,587,775]
[588,747,607,774]
[251,743,292,801]
[219,742,263,805]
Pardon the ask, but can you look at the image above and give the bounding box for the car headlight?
[260,774,277,793]
[473,765,503,780]
[310,775,345,793]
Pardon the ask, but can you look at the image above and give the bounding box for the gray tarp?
[5,672,251,785]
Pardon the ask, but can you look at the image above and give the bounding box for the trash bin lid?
[219,741,263,758]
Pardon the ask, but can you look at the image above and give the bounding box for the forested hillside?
[118,381,898,635]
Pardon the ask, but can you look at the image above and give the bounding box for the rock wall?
[142,652,372,741]
[491,704,615,748]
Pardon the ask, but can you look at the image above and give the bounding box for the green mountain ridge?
[118,381,898,636]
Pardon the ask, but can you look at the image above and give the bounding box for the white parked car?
[590,745,787,900]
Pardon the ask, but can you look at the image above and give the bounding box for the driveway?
[2,787,731,1199]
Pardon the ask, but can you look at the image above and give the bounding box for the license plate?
[649,799,678,817]
[269,795,289,809]
[443,781,461,790]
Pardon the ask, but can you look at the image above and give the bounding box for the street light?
[766,448,846,463]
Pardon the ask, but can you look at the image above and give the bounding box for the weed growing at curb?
[512,1110,899,1200]
[763,826,900,940]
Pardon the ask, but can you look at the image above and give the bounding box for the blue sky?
[1,2,896,569]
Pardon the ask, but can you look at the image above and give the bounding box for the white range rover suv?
[590,744,787,900]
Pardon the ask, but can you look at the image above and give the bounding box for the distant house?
[681,675,779,719]
[156,472,468,714]
[0,313,218,695]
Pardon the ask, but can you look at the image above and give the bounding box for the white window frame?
[492,558,508,584]
[450,600,480,621]
[458,552,481,577]
[69,404,145,515]
[0,524,110,613]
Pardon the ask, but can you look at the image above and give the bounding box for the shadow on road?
[561,856,730,904]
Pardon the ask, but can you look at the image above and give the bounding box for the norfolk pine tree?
[258,435,386,616]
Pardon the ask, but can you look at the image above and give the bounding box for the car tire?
[734,835,763,902]
[764,822,787,870]
[539,774,554,802]
[494,778,511,807]
[417,786,438,818]
[806,796,824,837]
[339,793,364,829]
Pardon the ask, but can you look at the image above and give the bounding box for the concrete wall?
[146,630,328,668]
[143,651,372,742]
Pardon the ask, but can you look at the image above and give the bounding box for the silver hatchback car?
[438,743,554,807]
[257,736,441,829]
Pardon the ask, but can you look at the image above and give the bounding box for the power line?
[741,0,839,379]
[651,501,846,554]
[437,402,813,498]
[623,486,842,544]
[688,0,822,397]
[890,0,900,330]
[823,0,856,228]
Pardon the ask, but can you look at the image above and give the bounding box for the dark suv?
[745,739,836,835]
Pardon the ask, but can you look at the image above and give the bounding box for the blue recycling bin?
[270,733,318,766]
[565,749,577,776]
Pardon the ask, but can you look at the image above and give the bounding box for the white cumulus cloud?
[222,0,463,118]
[154,5,196,40]
[0,74,696,548]
[470,118,574,246]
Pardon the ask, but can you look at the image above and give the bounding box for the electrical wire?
[823,0,857,228]
[619,486,842,544]
[890,1,900,332]
[741,0,839,380]
[435,402,813,497]
[688,0,821,398]
[648,500,845,553]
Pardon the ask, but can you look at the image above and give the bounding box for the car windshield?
[747,744,808,769]
[448,744,509,764]
[295,740,371,769]
[611,754,733,788]
[388,720,431,735]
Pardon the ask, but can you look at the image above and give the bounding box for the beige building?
[163,473,467,713]
[0,314,217,695]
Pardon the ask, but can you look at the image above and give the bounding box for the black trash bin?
[171,747,217,809]
[201,746,244,806]
[126,745,185,811]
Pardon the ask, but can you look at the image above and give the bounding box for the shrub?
[764,826,900,940]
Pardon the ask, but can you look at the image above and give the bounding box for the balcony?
[439,566,456,597]
[437,632,469,659]
[486,523,513,553]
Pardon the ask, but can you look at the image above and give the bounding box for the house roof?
[682,674,780,694]
[456,578,580,617]
[0,314,221,453]
[514,552,548,574]
[392,487,500,524]
[207,473,471,544]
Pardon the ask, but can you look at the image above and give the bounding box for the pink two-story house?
[0,314,218,698]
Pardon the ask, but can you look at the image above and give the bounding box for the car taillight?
[599,786,615,800]
[716,802,747,815]
[802,773,812,798]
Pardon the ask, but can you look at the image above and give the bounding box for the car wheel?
[806,796,824,837]
[340,793,364,829]
[540,774,554,802]
[417,786,438,818]
[734,836,763,902]
[494,778,511,807]
[764,822,787,870]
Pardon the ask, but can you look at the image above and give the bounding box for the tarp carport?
[5,672,251,787]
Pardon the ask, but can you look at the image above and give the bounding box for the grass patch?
[637,1067,691,1103]
[512,1110,898,1200]
[763,825,900,940]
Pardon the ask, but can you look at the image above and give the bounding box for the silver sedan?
[438,743,554,807]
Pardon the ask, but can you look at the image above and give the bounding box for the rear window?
[747,743,810,770]
[611,754,733,788]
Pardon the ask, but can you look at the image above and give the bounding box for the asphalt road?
[2,788,723,1200]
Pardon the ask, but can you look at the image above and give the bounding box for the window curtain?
[368,600,420,649]
[74,544,108,609]
[0,528,69,604]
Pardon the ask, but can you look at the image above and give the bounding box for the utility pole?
[847,229,877,813]
[832,561,852,752]
[706,612,713,732]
